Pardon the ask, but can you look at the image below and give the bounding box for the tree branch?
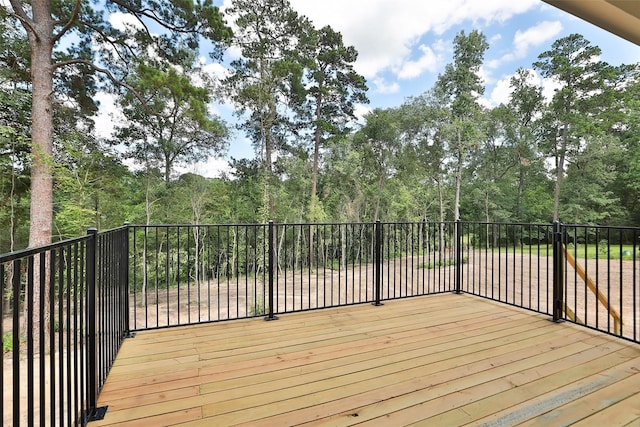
[52,58,156,116]
[6,1,38,40]
[52,0,82,44]
[104,3,154,41]
[108,0,202,35]
[78,20,138,65]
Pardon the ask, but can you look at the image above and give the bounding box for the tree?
[225,0,307,221]
[615,75,640,224]
[400,90,451,223]
[4,0,230,248]
[53,134,131,237]
[297,25,368,222]
[465,68,547,223]
[4,0,230,347]
[319,136,368,222]
[534,34,611,221]
[435,30,489,221]
[115,59,228,186]
[504,69,545,220]
[353,108,402,221]
[0,52,31,252]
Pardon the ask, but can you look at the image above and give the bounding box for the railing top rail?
[0,225,127,263]
[128,223,269,228]
[459,221,555,227]
[128,222,380,228]
[0,234,92,263]
[98,225,129,235]
[129,221,476,228]
[562,223,640,231]
[126,221,562,228]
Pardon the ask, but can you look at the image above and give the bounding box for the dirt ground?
[128,250,640,342]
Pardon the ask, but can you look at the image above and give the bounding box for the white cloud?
[541,75,563,102]
[395,45,439,80]
[488,21,563,69]
[487,75,513,106]
[371,77,400,94]
[177,157,233,179]
[202,61,229,81]
[226,45,243,60]
[478,65,492,86]
[482,68,562,107]
[513,21,563,58]
[108,11,144,32]
[94,92,124,140]
[353,103,372,124]
[290,0,539,79]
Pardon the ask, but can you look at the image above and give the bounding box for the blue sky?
[288,0,640,109]
[97,1,640,177]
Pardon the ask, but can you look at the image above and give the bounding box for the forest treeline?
[2,0,640,254]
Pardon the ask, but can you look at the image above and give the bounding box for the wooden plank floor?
[93,294,640,427]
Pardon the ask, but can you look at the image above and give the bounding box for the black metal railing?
[129,220,640,343]
[128,221,458,329]
[458,221,640,343]
[3,220,639,425]
[1,226,128,426]
[457,221,556,316]
[560,223,639,340]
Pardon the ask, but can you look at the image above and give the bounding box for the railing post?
[455,219,462,294]
[85,228,107,422]
[552,221,565,322]
[265,220,278,321]
[122,223,133,337]
[373,220,383,306]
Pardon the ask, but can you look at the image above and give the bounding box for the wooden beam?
[564,245,622,334]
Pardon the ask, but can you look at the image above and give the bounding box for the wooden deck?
[93,294,640,426]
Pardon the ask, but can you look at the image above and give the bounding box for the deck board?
[94,294,640,426]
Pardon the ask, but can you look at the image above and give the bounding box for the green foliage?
[3,332,12,353]
[2,0,640,249]
[115,59,229,186]
[598,240,609,256]
[435,30,489,221]
[567,243,636,260]
[250,296,268,316]
[534,34,617,221]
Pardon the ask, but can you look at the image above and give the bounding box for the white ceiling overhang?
[542,0,640,46]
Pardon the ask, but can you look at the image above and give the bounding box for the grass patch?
[570,243,637,260]
[3,332,12,353]
[250,296,269,316]
[492,244,637,260]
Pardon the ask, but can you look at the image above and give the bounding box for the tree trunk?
[21,0,55,345]
[437,179,446,258]
[453,130,463,221]
[141,175,154,307]
[263,101,277,220]
[5,144,17,314]
[308,91,323,266]
[517,165,525,221]
[28,3,55,249]
[485,191,490,224]
[164,159,171,185]
[230,228,237,278]
[310,91,322,214]
[374,173,385,221]
[553,123,569,222]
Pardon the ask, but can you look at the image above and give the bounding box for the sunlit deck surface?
[93,294,640,427]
